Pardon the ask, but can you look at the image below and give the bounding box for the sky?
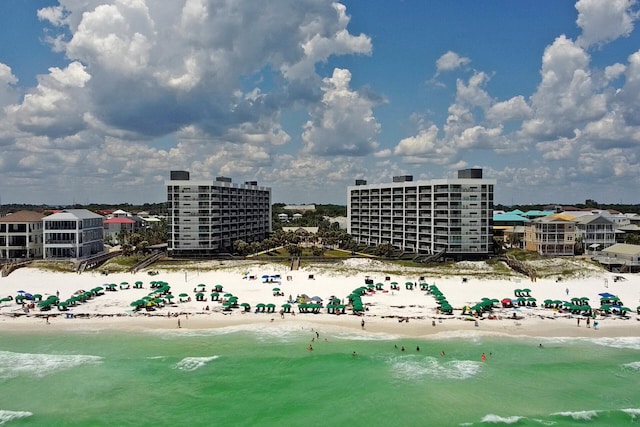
[0,0,640,206]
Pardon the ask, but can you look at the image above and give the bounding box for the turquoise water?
[1,327,639,426]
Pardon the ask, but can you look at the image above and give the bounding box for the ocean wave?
[621,361,640,371]
[0,410,33,425]
[390,356,481,380]
[480,414,523,424]
[174,356,219,372]
[551,410,599,420]
[0,350,102,381]
[589,337,640,350]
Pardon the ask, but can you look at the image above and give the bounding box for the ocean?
[1,326,639,426]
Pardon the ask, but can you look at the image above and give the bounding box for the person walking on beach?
[577,318,580,327]
[586,317,591,328]
[178,319,181,328]
[361,319,365,329]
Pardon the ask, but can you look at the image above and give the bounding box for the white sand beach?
[0,258,639,338]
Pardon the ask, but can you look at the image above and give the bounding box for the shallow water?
[1,328,639,426]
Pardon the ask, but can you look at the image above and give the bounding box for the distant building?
[103,217,137,243]
[277,213,289,222]
[43,209,104,259]
[347,169,495,260]
[166,171,272,256]
[493,212,530,249]
[0,210,45,259]
[284,204,316,212]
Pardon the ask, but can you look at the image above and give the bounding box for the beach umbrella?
[598,292,616,298]
[179,293,188,297]
[272,288,281,292]
[195,292,204,297]
[311,296,322,302]
[196,283,206,288]
[214,285,223,291]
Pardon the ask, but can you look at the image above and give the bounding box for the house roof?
[573,214,613,225]
[493,212,530,222]
[0,210,45,223]
[532,214,575,223]
[602,243,640,256]
[104,217,136,224]
[45,209,103,221]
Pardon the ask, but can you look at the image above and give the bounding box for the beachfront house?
[43,209,104,260]
[571,214,616,253]
[0,210,45,259]
[347,168,495,260]
[524,214,576,256]
[166,171,272,257]
[593,243,640,272]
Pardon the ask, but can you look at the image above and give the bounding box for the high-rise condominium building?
[166,171,272,257]
[347,169,495,260]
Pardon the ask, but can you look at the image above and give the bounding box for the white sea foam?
[621,361,640,371]
[0,350,102,380]
[480,414,523,423]
[0,410,33,425]
[174,356,219,372]
[390,356,481,380]
[551,410,599,420]
[589,336,640,350]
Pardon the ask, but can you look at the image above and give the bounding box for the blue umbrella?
[599,292,616,298]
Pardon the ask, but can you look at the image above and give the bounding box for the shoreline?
[2,309,639,339]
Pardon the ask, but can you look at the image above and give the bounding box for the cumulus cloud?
[435,51,471,73]
[301,68,381,156]
[576,0,639,48]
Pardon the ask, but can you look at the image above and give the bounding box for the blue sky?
[0,0,639,206]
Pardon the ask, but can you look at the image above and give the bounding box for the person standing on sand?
[586,317,591,328]
[178,319,181,328]
[361,319,365,329]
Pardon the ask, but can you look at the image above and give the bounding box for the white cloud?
[522,35,608,139]
[302,68,381,156]
[576,0,639,48]
[435,51,471,73]
[486,96,532,123]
